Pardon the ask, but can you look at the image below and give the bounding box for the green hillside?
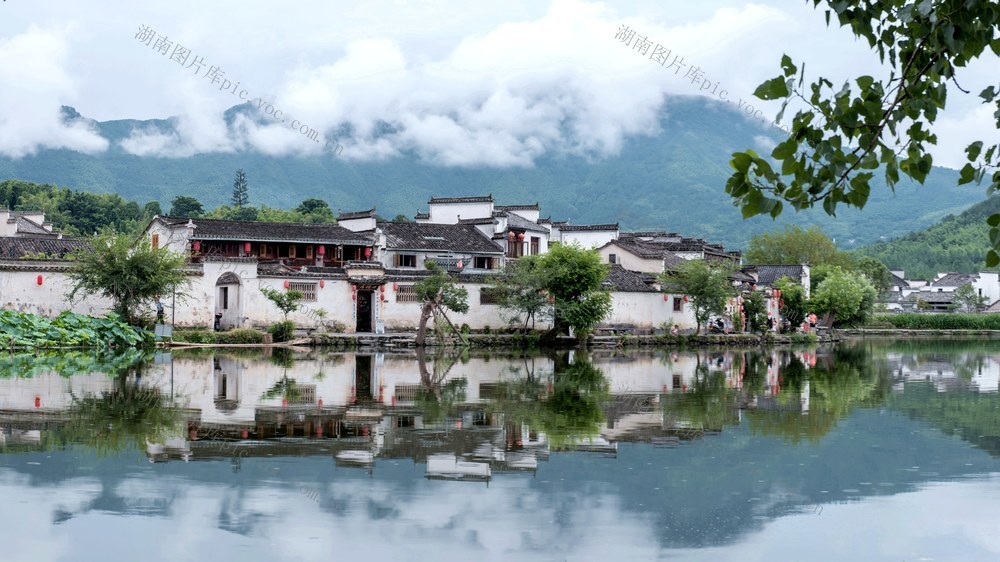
[0,96,984,250]
[856,195,1000,280]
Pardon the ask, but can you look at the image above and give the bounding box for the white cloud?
[0,26,109,158]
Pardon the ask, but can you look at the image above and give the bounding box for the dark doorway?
[355,355,373,401]
[356,290,373,332]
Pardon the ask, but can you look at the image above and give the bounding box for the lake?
[1,340,999,561]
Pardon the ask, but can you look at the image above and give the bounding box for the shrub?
[173,329,215,343]
[870,313,1000,330]
[268,321,296,342]
[217,328,264,344]
[0,310,150,349]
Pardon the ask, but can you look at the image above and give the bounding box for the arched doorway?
[215,272,242,329]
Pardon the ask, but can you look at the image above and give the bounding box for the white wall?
[428,202,493,224]
[0,262,114,317]
[597,244,662,273]
[560,230,617,249]
[604,292,696,330]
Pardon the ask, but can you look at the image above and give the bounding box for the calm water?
[1,340,999,562]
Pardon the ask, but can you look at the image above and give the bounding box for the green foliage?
[267,321,296,342]
[742,290,768,334]
[168,195,204,217]
[666,259,734,334]
[294,198,336,223]
[952,283,989,313]
[775,277,809,328]
[232,168,250,208]
[416,262,470,314]
[745,225,854,268]
[66,231,189,325]
[871,313,1000,330]
[810,268,878,327]
[496,255,552,329]
[0,310,150,348]
[857,195,1000,280]
[536,244,612,336]
[0,349,148,378]
[853,256,894,295]
[260,287,303,322]
[726,1,1000,267]
[0,179,158,236]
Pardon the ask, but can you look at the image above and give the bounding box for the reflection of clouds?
[668,474,1000,561]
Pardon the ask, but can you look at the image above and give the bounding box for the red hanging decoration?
[517,232,525,240]
[351,284,357,292]
[364,247,372,257]
[244,242,252,253]
[241,428,248,439]
[283,280,290,289]
[379,285,386,293]
[508,231,516,240]
[318,245,326,255]
[34,396,40,408]
[319,279,325,288]
[36,275,43,286]
[663,294,668,301]
[393,283,398,291]
[192,241,201,252]
[683,295,689,302]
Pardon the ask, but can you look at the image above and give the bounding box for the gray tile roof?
[337,208,376,220]
[429,195,493,204]
[607,238,684,269]
[746,265,806,286]
[0,236,89,259]
[156,216,372,245]
[504,212,548,233]
[559,223,619,232]
[496,203,539,211]
[602,264,659,292]
[931,273,977,288]
[16,217,55,237]
[378,221,504,254]
[414,212,430,220]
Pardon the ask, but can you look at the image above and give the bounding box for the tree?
[741,290,768,335]
[775,277,809,328]
[260,287,303,341]
[295,198,335,223]
[414,261,470,346]
[854,256,894,296]
[665,259,734,334]
[143,201,163,218]
[810,268,878,327]
[497,255,552,329]
[745,225,853,268]
[232,169,249,208]
[536,244,612,337]
[67,231,189,325]
[169,195,204,218]
[952,283,988,313]
[724,2,1000,265]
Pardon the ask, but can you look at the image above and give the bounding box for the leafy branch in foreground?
[726,1,999,259]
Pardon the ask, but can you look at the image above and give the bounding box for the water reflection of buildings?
[0,349,831,477]
[885,351,1000,393]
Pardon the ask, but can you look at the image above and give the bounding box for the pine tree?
[232,169,249,208]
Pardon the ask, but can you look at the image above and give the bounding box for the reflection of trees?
[260,349,300,402]
[890,384,1000,456]
[663,364,741,432]
[56,362,183,455]
[415,347,467,423]
[744,345,890,443]
[484,353,609,449]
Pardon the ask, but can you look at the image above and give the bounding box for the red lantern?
[508,231,516,240]
[318,399,323,409]
[36,275,43,286]
[517,232,524,241]
[379,285,385,293]
[318,245,326,256]
[319,279,325,288]
[244,242,252,253]
[352,293,357,300]
[456,260,463,268]
[393,283,398,291]
[283,280,290,289]
[663,294,668,301]
[351,284,357,292]
[192,241,201,252]
[34,396,40,408]
[364,247,372,258]
[241,428,248,439]
[683,295,689,302]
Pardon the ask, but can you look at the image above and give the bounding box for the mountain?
[856,195,1000,280]
[0,96,986,250]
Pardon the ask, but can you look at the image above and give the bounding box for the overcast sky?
[0,0,996,168]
